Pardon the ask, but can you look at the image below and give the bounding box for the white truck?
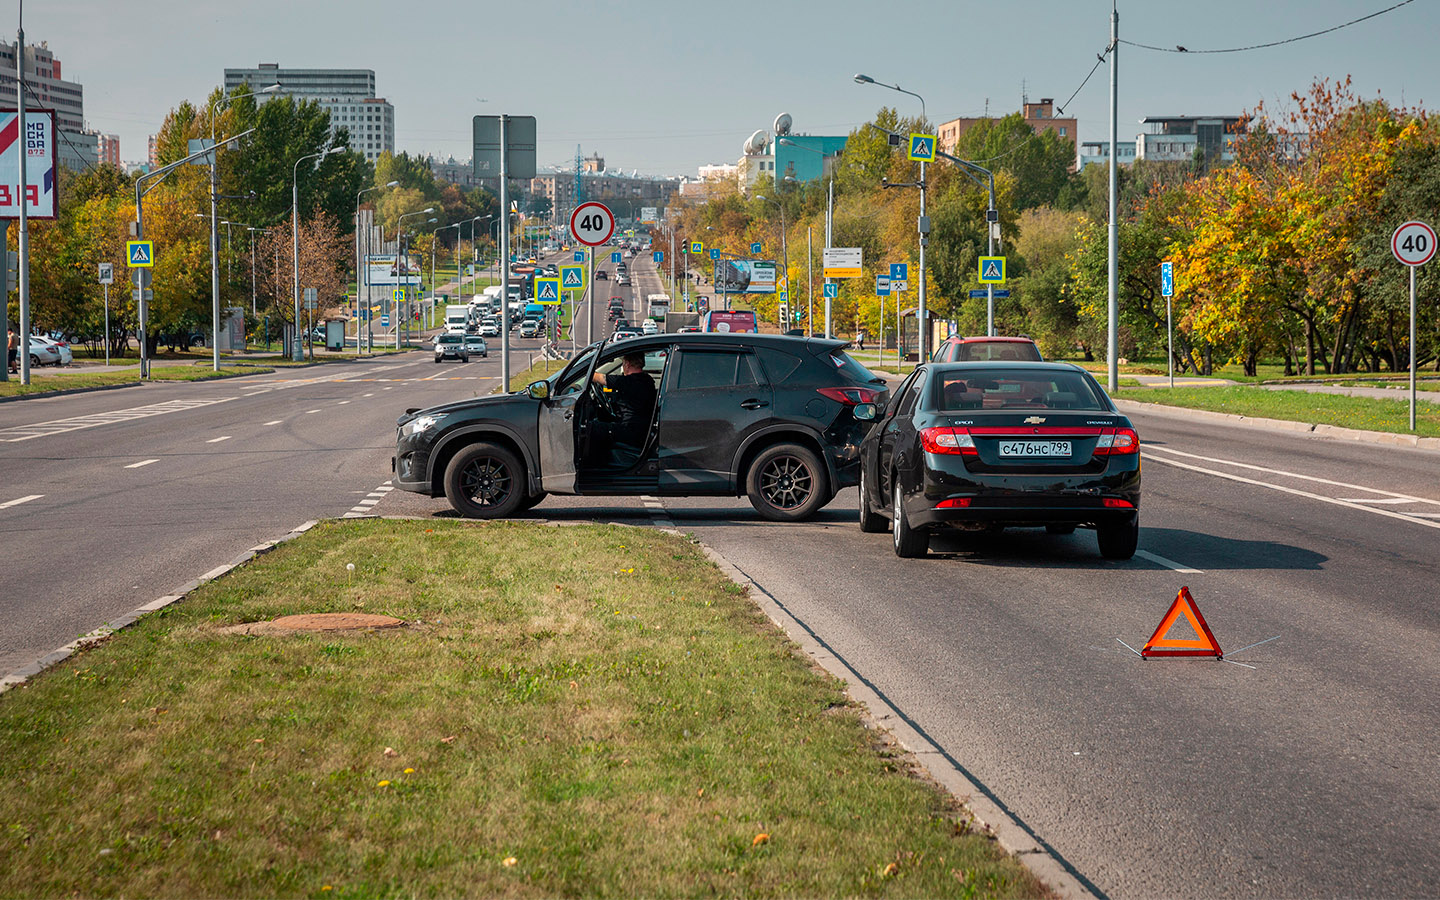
[444,304,470,335]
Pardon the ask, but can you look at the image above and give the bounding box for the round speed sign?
[1392,220,1436,267]
[570,201,615,247]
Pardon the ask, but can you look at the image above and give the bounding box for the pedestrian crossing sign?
[535,277,561,304]
[126,240,154,268]
[690,241,703,254]
[978,256,1006,284]
[560,265,584,289]
[908,134,936,162]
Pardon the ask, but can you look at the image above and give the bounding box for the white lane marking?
[382,386,392,390]
[305,409,321,414]
[357,499,380,506]
[263,420,282,426]
[205,435,232,443]
[124,459,159,469]
[1337,497,1414,504]
[1411,512,1440,518]
[1134,550,1203,574]
[0,494,43,509]
[1143,445,1440,507]
[337,400,351,405]
[1143,453,1440,532]
[362,393,374,397]
[344,479,395,517]
[0,397,236,443]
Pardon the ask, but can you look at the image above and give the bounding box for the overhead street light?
[755,195,790,331]
[357,180,400,352]
[292,146,345,361]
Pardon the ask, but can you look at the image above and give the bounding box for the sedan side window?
[887,371,919,416]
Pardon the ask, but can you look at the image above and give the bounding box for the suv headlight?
[400,414,443,439]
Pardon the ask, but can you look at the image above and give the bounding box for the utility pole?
[1107,0,1120,392]
[499,115,511,387]
[17,3,30,385]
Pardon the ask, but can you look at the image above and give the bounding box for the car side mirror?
[527,380,551,400]
[853,402,878,421]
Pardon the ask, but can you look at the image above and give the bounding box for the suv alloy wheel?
[746,443,827,522]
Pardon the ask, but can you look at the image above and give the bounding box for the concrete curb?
[0,520,320,696]
[0,380,142,404]
[685,535,1098,900]
[1113,398,1440,451]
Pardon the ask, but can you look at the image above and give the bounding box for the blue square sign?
[890,262,908,281]
[653,251,663,263]
[823,283,838,299]
[750,242,762,255]
[709,248,720,260]
[573,250,585,262]
[611,252,621,263]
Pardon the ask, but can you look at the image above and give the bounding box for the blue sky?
[20,0,1438,176]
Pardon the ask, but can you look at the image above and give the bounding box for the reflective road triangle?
[1141,586,1223,658]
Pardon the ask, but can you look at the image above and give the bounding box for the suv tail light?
[817,386,883,406]
[1093,427,1140,456]
[920,426,978,456]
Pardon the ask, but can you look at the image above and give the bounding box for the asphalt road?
[7,246,1436,897]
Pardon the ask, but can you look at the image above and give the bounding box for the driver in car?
[589,351,656,465]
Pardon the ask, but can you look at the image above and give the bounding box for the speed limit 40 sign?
[1392,220,1436,266]
[570,201,614,247]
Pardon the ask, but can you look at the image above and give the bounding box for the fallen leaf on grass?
[377,780,391,788]
[440,735,457,744]
[697,788,704,798]
[252,738,264,744]
[503,856,518,867]
[882,862,899,877]
[383,747,398,758]
[752,833,769,846]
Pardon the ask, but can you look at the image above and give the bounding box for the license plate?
[998,440,1071,458]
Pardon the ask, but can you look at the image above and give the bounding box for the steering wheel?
[589,375,615,419]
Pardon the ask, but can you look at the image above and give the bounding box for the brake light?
[1103,498,1135,508]
[935,497,972,508]
[1093,427,1140,455]
[920,426,977,456]
[817,386,883,406]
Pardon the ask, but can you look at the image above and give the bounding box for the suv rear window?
[828,350,882,385]
[933,369,1107,411]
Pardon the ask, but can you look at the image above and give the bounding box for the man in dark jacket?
[590,351,656,465]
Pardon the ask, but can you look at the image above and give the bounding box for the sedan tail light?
[1093,427,1140,455]
[1103,498,1135,508]
[920,426,978,456]
[817,386,883,406]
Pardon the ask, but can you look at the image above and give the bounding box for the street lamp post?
[292,146,344,361]
[854,73,929,360]
[464,214,493,302]
[755,195,789,330]
[778,138,840,337]
[392,208,436,347]
[357,180,399,349]
[246,226,267,317]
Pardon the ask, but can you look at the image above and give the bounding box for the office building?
[0,38,100,170]
[224,63,394,161]
[97,133,119,167]
[938,98,1077,156]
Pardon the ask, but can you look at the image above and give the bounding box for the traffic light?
[778,302,789,324]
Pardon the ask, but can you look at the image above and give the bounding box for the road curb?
[0,380,142,404]
[1113,398,1440,451]
[684,536,1098,900]
[0,520,320,696]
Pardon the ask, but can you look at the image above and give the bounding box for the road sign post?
[570,201,614,343]
[1392,220,1435,431]
[1161,261,1175,388]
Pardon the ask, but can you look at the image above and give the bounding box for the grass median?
[0,365,274,398]
[0,519,1041,898]
[1115,384,1440,436]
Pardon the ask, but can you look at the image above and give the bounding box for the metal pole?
[1,220,8,383]
[249,229,257,317]
[1167,293,1174,389]
[103,284,110,365]
[1107,0,1120,392]
[807,227,813,337]
[588,244,595,342]
[210,121,221,370]
[499,114,511,387]
[825,179,834,339]
[17,8,30,385]
[916,160,926,359]
[986,191,996,336]
[292,158,302,361]
[1410,263,1417,432]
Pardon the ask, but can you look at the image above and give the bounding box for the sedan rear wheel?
[444,442,525,519]
[1097,516,1139,560]
[747,443,827,522]
[858,465,887,533]
[892,480,928,558]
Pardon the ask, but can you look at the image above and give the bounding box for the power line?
[1119,0,1416,54]
[20,81,101,176]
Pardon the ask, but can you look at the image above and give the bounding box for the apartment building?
[225,64,395,161]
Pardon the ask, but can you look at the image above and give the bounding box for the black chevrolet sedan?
[856,361,1141,559]
[394,334,888,521]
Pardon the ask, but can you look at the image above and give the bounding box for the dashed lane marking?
[124,459,159,469]
[0,494,43,509]
[263,420,282,426]
[0,397,237,443]
[1134,550,1203,574]
[205,435,232,443]
[343,480,395,518]
[306,409,321,414]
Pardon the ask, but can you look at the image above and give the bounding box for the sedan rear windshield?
[932,369,1108,411]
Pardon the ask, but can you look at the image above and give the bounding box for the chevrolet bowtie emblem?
[1023,416,1046,424]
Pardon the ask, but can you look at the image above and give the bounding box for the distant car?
[519,319,541,338]
[616,274,631,286]
[641,319,659,335]
[463,335,489,358]
[25,335,66,367]
[858,361,1141,559]
[595,270,608,281]
[931,336,1043,363]
[32,335,74,366]
[611,327,641,341]
[479,319,500,337]
[433,333,469,363]
[677,325,701,333]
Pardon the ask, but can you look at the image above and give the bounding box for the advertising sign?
[639,207,658,224]
[714,259,777,294]
[823,247,863,279]
[0,109,58,219]
[365,254,420,287]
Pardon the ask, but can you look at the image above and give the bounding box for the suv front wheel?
[746,443,828,522]
[444,442,525,519]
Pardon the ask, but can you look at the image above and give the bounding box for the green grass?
[0,519,1041,899]
[508,358,568,392]
[1114,385,1440,436]
[0,366,272,398]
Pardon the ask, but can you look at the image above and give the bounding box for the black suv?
[394,334,887,521]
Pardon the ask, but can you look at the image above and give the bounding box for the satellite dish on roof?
[773,113,792,136]
[744,129,768,156]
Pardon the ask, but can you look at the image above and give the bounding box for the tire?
[1097,515,1139,560]
[31,355,41,368]
[858,464,887,533]
[892,479,928,558]
[434,357,441,364]
[443,442,525,519]
[746,443,828,522]
[1045,523,1077,535]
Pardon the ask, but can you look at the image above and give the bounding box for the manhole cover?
[221,613,405,636]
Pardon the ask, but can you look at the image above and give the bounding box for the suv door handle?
[740,399,769,410]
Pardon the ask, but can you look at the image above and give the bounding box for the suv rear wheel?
[444,442,525,519]
[746,443,827,522]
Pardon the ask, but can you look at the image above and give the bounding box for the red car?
[931,336,1042,363]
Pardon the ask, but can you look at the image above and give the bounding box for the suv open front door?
[538,341,605,494]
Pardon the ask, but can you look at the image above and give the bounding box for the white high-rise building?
[224,63,394,161]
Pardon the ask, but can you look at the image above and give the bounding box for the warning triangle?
[982,261,1000,279]
[1141,587,1222,658]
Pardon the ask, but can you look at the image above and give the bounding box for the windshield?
[932,368,1109,411]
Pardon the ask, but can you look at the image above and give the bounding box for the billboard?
[639,206,658,224]
[714,259,777,294]
[0,109,58,219]
[365,254,420,287]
